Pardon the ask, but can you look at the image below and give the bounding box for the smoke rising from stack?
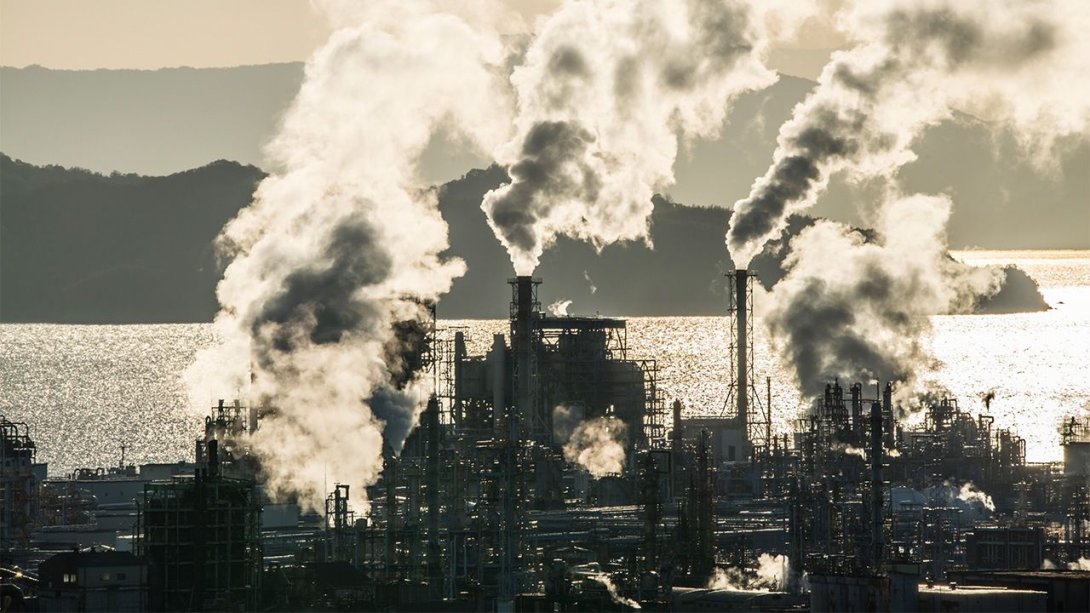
[727,0,1090,268]
[732,0,1087,402]
[482,0,812,274]
[956,482,996,512]
[562,416,629,478]
[706,554,790,591]
[185,1,516,511]
[547,299,573,316]
[765,193,1003,398]
[591,573,642,609]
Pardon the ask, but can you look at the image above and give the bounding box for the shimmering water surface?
[1,251,1087,474]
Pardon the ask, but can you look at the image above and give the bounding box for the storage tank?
[1063,441,1090,478]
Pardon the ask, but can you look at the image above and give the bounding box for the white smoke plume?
[552,403,582,442]
[727,0,1090,267]
[1068,558,1090,571]
[765,192,1002,397]
[706,566,747,590]
[706,554,790,591]
[563,416,628,478]
[832,444,868,460]
[548,299,573,316]
[184,1,516,511]
[957,482,996,512]
[591,573,641,609]
[584,270,598,295]
[482,0,811,274]
[756,553,790,591]
[927,480,995,514]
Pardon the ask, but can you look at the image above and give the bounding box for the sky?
[1,0,1083,251]
[0,0,845,78]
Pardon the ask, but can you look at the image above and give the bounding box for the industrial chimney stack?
[510,276,539,440]
[735,269,750,445]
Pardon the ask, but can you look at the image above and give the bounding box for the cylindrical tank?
[1064,441,1090,478]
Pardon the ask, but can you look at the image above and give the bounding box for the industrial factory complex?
[2,272,1089,612]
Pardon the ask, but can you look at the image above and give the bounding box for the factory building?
[136,441,262,611]
[37,549,147,612]
[1,416,41,555]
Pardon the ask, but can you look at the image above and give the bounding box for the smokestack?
[870,401,884,571]
[671,400,684,453]
[883,382,895,448]
[735,269,749,445]
[488,334,506,432]
[851,383,863,441]
[208,438,219,478]
[512,276,536,440]
[424,395,441,583]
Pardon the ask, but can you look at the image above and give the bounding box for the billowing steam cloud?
[563,416,629,478]
[766,193,1002,398]
[483,0,802,274]
[727,0,1090,267]
[832,443,868,460]
[185,2,515,511]
[706,554,790,591]
[956,482,996,513]
[548,299,573,316]
[927,480,996,516]
[591,573,642,609]
[1069,558,1090,571]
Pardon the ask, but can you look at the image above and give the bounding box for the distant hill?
[0,155,742,321]
[2,64,1085,250]
[0,155,264,323]
[0,155,1048,323]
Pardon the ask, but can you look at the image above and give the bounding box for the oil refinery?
[2,272,1088,612]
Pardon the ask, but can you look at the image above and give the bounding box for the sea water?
[1,251,1086,475]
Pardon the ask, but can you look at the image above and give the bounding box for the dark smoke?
[483,0,782,273]
[768,267,920,398]
[765,193,1002,400]
[185,2,513,511]
[726,0,1064,267]
[254,218,389,357]
[487,120,599,256]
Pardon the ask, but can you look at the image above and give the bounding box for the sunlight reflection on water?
[1,252,1086,473]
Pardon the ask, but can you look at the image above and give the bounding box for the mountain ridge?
[0,153,1049,323]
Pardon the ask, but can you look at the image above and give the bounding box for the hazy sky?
[1,0,845,77]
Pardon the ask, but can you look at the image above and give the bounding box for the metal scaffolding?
[136,468,262,611]
[724,270,770,453]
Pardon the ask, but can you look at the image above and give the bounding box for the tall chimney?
[488,333,506,432]
[735,269,749,444]
[208,438,219,478]
[671,400,684,452]
[512,276,535,440]
[870,401,884,571]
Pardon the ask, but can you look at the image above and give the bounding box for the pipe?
[851,383,863,441]
[870,401,884,571]
[766,376,772,452]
